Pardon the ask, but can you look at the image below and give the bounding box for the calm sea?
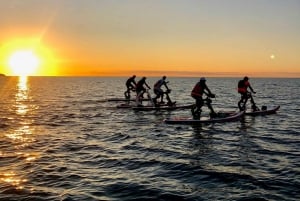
[0,76,299,201]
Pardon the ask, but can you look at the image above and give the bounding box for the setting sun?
[8,50,40,76]
[0,38,59,76]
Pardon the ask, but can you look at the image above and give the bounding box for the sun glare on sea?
[8,50,40,76]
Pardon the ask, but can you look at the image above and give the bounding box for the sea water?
[0,76,299,201]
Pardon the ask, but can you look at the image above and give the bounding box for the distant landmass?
[0,73,5,76]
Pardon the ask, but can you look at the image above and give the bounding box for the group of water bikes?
[110,75,280,125]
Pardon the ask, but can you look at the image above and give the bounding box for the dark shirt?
[126,77,136,86]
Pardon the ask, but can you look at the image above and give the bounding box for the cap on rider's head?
[163,76,166,80]
[200,77,206,81]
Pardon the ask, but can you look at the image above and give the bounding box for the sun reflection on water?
[1,76,38,191]
[6,76,35,143]
[18,76,28,91]
[0,172,28,190]
[15,76,29,115]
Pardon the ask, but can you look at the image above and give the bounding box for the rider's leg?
[125,84,134,98]
[238,93,246,110]
[191,99,197,114]
[138,88,146,100]
[124,87,130,99]
[248,93,258,111]
[156,89,164,103]
[207,103,215,114]
[160,93,164,103]
[136,90,142,106]
[153,94,158,102]
[165,93,174,106]
[164,91,176,106]
[240,93,248,110]
[192,97,203,119]
[238,97,243,111]
[153,90,160,106]
[206,98,217,117]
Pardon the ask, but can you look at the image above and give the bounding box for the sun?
[270,54,275,60]
[8,50,40,76]
[0,38,59,76]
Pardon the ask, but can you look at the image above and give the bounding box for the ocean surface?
[0,76,299,201]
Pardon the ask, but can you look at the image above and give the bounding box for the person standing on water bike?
[124,75,137,99]
[191,77,217,119]
[237,76,258,111]
[136,77,151,104]
[152,76,175,106]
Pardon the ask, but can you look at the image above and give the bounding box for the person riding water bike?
[152,76,175,106]
[136,77,151,105]
[237,76,258,111]
[124,75,137,99]
[191,77,217,119]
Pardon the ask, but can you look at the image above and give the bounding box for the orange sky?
[0,1,299,77]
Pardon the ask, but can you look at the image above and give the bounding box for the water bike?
[238,92,280,116]
[132,89,193,111]
[164,95,244,125]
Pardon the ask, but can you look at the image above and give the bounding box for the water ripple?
[0,77,299,201]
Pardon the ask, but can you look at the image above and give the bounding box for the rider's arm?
[204,85,215,98]
[249,84,256,93]
[163,82,169,90]
[204,85,212,95]
[145,82,151,89]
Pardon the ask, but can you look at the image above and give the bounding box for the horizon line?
[1,70,299,78]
